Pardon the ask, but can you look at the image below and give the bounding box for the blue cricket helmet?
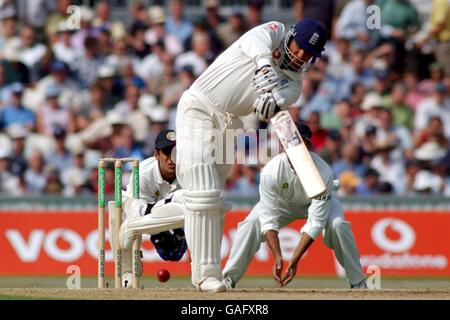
[280,19,328,72]
[292,19,328,59]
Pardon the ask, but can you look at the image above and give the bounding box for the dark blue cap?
[50,60,68,72]
[292,19,328,58]
[155,129,176,150]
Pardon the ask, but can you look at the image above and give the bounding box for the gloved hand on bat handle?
[253,92,281,122]
[252,64,280,94]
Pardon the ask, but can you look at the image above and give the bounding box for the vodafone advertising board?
[0,210,449,276]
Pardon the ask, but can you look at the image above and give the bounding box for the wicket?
[98,158,141,289]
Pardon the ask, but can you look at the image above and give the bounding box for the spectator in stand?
[318,129,342,165]
[24,150,47,194]
[175,31,211,77]
[161,65,196,110]
[46,127,72,176]
[18,24,47,69]
[105,124,143,160]
[377,0,420,72]
[0,83,35,130]
[410,140,447,194]
[217,9,247,48]
[128,0,148,30]
[52,21,77,65]
[129,21,151,60]
[226,164,260,197]
[0,38,30,85]
[414,82,450,138]
[307,112,328,151]
[16,0,54,35]
[197,2,224,55]
[0,13,18,50]
[70,6,95,51]
[72,36,105,88]
[337,170,360,196]
[32,60,79,112]
[146,6,183,57]
[45,0,71,43]
[371,71,392,97]
[413,116,448,149]
[92,0,126,41]
[321,99,352,130]
[184,15,222,57]
[418,62,446,95]
[356,167,384,195]
[293,0,336,39]
[354,92,383,139]
[333,142,366,179]
[376,107,413,159]
[165,0,193,46]
[105,37,136,72]
[113,84,140,116]
[7,124,28,177]
[341,48,376,95]
[74,81,105,130]
[37,84,74,137]
[96,64,123,109]
[0,147,22,196]
[113,84,149,143]
[204,0,223,30]
[348,83,366,112]
[403,71,425,110]
[418,0,450,77]
[118,62,145,89]
[138,40,171,83]
[335,0,377,51]
[247,0,265,29]
[382,82,414,130]
[370,137,406,194]
[142,106,170,155]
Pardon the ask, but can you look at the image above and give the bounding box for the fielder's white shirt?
[189,21,303,117]
[258,152,334,240]
[122,157,180,207]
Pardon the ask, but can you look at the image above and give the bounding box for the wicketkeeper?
[222,123,367,289]
[109,130,187,288]
[115,130,230,288]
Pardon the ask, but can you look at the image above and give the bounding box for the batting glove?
[253,92,278,122]
[252,64,279,94]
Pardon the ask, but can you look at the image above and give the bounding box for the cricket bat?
[270,110,327,198]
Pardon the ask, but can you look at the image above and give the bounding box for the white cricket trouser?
[222,197,366,286]
[175,90,242,287]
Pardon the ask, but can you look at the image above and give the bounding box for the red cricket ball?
[156,269,170,282]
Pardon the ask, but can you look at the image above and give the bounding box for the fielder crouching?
[222,122,367,289]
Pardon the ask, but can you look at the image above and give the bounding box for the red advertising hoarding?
[0,210,449,277]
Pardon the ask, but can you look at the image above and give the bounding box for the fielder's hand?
[253,92,278,122]
[252,64,279,94]
[273,256,284,286]
[281,260,298,287]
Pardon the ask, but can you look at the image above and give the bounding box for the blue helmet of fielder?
[281,19,328,72]
[151,228,187,261]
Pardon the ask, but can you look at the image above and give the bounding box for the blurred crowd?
[0,0,449,198]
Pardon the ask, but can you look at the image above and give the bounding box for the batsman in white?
[222,123,367,289]
[110,130,187,288]
[175,18,328,292]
